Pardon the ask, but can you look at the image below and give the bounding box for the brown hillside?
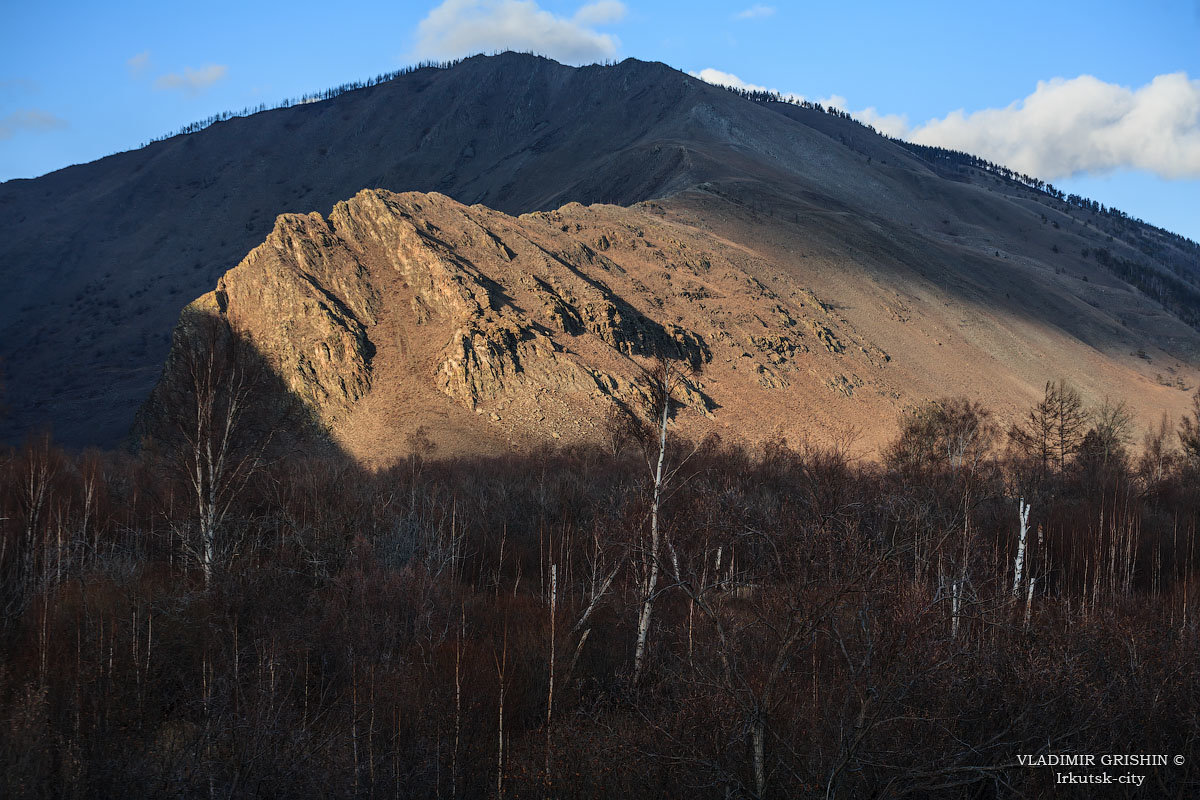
[164,187,1200,464]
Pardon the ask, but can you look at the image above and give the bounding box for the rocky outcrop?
[436,319,601,407]
[147,183,1198,460]
[155,190,737,445]
[148,187,959,457]
[198,211,379,418]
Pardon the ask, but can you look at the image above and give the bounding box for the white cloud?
[153,64,228,94]
[692,68,865,111]
[694,68,912,137]
[808,94,913,137]
[127,51,151,77]
[735,4,775,19]
[413,0,625,65]
[848,106,909,138]
[573,0,626,25]
[691,68,769,94]
[0,109,67,140]
[693,68,1200,182]
[690,68,801,102]
[907,72,1200,180]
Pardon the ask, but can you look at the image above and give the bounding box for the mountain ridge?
[2,52,1198,449]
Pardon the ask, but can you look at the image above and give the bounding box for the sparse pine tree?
[1009,380,1087,475]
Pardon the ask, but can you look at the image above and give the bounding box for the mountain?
[2,53,1199,450]
[141,181,1197,462]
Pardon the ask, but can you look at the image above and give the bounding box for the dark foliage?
[2,385,1200,798]
[1092,246,1200,330]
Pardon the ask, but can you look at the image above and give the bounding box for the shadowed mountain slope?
[2,52,1198,448]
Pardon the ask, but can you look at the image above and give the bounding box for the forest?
[1,323,1200,799]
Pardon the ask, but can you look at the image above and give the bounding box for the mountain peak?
[2,53,1198,449]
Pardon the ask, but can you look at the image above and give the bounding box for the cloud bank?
[0,109,67,140]
[909,72,1200,180]
[695,68,1200,181]
[413,0,625,65]
[154,64,228,94]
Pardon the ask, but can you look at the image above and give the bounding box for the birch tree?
[1012,498,1030,599]
[885,397,995,476]
[150,311,299,586]
[632,355,700,684]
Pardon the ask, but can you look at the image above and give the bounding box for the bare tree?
[632,355,701,683]
[1179,389,1200,467]
[885,397,995,475]
[1088,396,1134,468]
[1012,499,1030,599]
[145,311,303,586]
[1,435,60,618]
[1139,412,1179,485]
[661,505,888,798]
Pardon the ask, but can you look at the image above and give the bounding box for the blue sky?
[3,0,1198,240]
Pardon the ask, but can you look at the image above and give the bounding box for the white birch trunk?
[633,367,670,682]
[950,577,961,640]
[1013,499,1030,599]
[1025,577,1036,629]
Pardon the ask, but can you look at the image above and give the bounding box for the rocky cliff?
[152,185,1200,462]
[160,189,892,459]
